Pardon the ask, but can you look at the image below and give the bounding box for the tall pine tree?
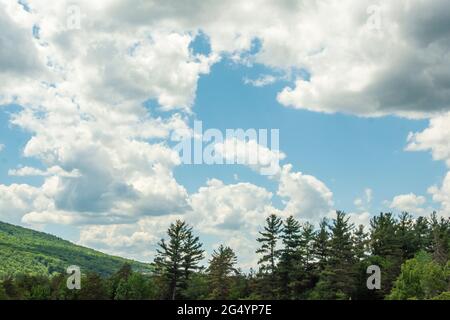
[313,211,356,299]
[278,216,302,299]
[256,214,282,298]
[154,220,204,300]
[207,245,238,300]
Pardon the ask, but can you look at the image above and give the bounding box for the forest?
[1,211,449,300]
[0,221,152,276]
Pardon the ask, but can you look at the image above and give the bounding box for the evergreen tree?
[256,214,282,298]
[79,273,109,300]
[278,216,302,299]
[353,225,369,261]
[207,245,238,300]
[369,212,403,296]
[413,216,432,253]
[313,211,356,299]
[300,222,316,271]
[181,228,205,283]
[397,212,417,260]
[154,220,204,300]
[313,218,330,273]
[430,213,450,265]
[256,214,283,274]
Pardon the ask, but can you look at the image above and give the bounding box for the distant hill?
[0,221,152,276]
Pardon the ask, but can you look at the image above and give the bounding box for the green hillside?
[0,221,152,276]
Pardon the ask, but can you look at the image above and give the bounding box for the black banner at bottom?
[0,300,446,319]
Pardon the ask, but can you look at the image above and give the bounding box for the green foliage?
[277,216,302,299]
[183,273,209,300]
[388,251,449,300]
[430,213,450,265]
[0,221,152,277]
[207,245,238,300]
[1,211,449,301]
[431,291,450,300]
[313,211,357,300]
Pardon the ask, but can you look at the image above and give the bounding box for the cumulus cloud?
[406,112,450,217]
[0,1,209,226]
[347,211,371,228]
[428,173,450,217]
[389,193,428,216]
[407,112,450,167]
[77,216,178,261]
[277,164,334,222]
[100,0,450,118]
[190,179,279,233]
[273,1,450,118]
[214,137,285,176]
[0,184,40,223]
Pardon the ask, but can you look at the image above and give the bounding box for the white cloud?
[243,75,277,87]
[347,211,371,228]
[406,112,450,217]
[101,0,450,118]
[389,193,427,216]
[190,179,279,233]
[272,1,450,118]
[214,137,285,176]
[277,164,334,222]
[0,144,4,152]
[428,173,450,217]
[0,184,40,223]
[407,112,450,167]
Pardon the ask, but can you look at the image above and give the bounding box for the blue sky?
[1,0,450,266]
[176,54,446,213]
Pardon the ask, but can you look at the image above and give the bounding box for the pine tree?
[397,212,417,260]
[369,212,403,296]
[255,214,282,298]
[256,214,283,274]
[181,227,205,283]
[207,245,238,300]
[313,218,330,273]
[430,213,450,265]
[314,211,356,299]
[353,224,369,261]
[294,222,316,298]
[413,216,432,253]
[154,220,204,300]
[300,222,316,271]
[278,216,302,299]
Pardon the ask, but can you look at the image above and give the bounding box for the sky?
[1,0,450,268]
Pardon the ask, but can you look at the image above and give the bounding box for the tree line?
[1,211,449,300]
